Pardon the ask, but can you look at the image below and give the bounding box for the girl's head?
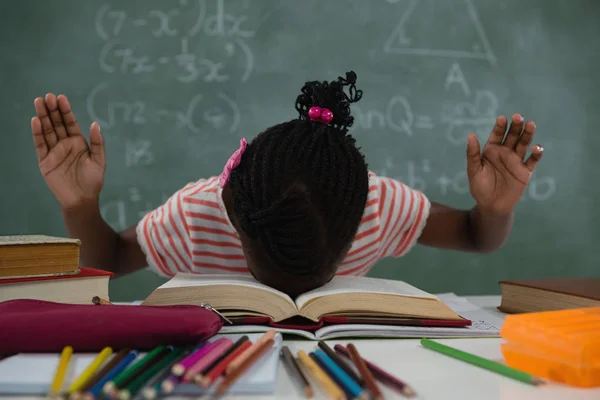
[224,71,369,297]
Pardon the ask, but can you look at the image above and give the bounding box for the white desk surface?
[5,296,600,400]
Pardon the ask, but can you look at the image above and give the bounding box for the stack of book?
[0,235,111,304]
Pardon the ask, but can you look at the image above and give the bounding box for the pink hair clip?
[219,138,247,187]
[308,106,334,124]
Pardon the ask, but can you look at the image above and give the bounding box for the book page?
[159,273,294,304]
[295,276,437,309]
[0,235,80,246]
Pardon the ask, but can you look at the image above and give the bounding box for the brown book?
[498,278,600,314]
[0,235,80,278]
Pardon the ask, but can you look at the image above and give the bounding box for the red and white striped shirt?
[136,173,431,278]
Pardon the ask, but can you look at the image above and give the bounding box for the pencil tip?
[403,386,418,397]
[532,377,545,385]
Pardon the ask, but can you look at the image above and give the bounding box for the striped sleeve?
[375,176,431,258]
[136,181,197,277]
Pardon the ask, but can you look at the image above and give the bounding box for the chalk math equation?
[94,0,265,83]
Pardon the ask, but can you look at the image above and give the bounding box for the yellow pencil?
[49,346,73,397]
[68,347,113,393]
[297,350,346,400]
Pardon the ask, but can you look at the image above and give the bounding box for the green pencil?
[103,345,168,395]
[118,346,186,400]
[420,339,544,386]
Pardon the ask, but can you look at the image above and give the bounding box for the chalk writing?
[125,139,154,167]
[383,0,496,66]
[95,0,261,83]
[375,158,556,202]
[86,83,240,133]
[444,62,471,97]
[441,90,499,145]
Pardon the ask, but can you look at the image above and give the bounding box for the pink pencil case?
[0,299,223,353]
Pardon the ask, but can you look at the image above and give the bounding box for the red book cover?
[0,267,113,285]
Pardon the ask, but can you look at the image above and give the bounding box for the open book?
[142,274,469,328]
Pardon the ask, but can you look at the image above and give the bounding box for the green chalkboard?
[2,0,599,302]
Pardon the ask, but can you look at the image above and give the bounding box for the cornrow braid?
[228,71,369,296]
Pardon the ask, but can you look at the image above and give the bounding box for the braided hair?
[227,71,369,296]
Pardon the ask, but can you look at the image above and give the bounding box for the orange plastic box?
[500,307,600,388]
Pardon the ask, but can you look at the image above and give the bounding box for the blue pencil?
[313,349,365,399]
[84,350,139,399]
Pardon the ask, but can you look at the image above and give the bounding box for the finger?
[34,97,58,148]
[57,94,83,136]
[31,117,48,162]
[524,144,544,172]
[515,121,536,159]
[44,93,68,140]
[89,122,106,166]
[502,113,524,148]
[466,133,482,179]
[485,115,508,146]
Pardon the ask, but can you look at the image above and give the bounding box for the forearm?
[418,202,513,253]
[468,206,513,252]
[61,202,146,276]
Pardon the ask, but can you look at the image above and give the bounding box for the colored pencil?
[92,296,112,305]
[171,342,209,376]
[68,347,113,393]
[297,350,345,400]
[225,329,276,374]
[346,343,383,400]
[309,349,366,400]
[198,340,252,388]
[334,344,416,397]
[141,347,194,399]
[118,346,187,400]
[182,338,233,382]
[318,341,363,386]
[420,339,545,386]
[103,345,169,395]
[160,374,180,394]
[281,346,313,398]
[49,345,73,398]
[73,348,130,398]
[84,350,139,400]
[215,337,274,396]
[197,335,249,378]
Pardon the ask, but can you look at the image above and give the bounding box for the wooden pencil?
[311,351,364,400]
[92,296,112,305]
[68,347,113,393]
[297,350,345,400]
[104,345,169,396]
[196,335,249,379]
[318,341,363,386]
[225,329,276,375]
[182,338,233,382]
[347,343,383,400]
[74,348,130,397]
[420,339,545,386]
[197,340,253,388]
[281,346,313,398]
[215,337,275,396]
[334,344,416,397]
[49,345,73,398]
[141,346,194,399]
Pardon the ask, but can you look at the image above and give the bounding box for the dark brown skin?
[31,94,543,278]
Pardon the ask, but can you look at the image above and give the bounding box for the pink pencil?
[182,338,234,382]
[171,339,226,376]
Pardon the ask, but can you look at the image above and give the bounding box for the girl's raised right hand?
[32,93,106,210]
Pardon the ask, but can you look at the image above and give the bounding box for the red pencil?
[196,340,253,388]
[334,344,416,397]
